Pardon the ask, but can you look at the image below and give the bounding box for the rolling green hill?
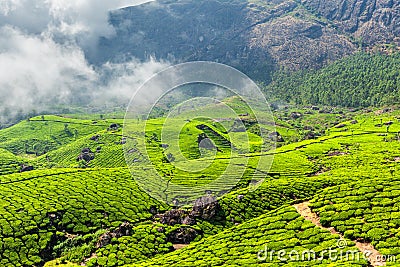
[132,206,367,267]
[0,148,26,175]
[0,101,399,266]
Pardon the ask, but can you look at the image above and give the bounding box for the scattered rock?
[156,209,190,226]
[350,120,358,124]
[375,108,392,115]
[165,153,175,163]
[328,151,348,157]
[161,144,169,149]
[237,194,245,201]
[197,134,216,149]
[303,125,314,131]
[112,222,132,238]
[155,195,220,227]
[304,131,316,140]
[90,135,100,141]
[335,123,346,129]
[20,165,34,172]
[290,112,302,119]
[128,148,137,154]
[191,195,219,220]
[97,233,112,249]
[269,131,285,142]
[108,123,120,131]
[81,148,92,153]
[78,153,95,162]
[77,148,95,162]
[167,227,198,244]
[319,109,332,114]
[149,206,158,215]
[384,121,394,126]
[96,222,132,248]
[181,216,196,225]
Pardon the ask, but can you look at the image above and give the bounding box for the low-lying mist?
[0,0,167,126]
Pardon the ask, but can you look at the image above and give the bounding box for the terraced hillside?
[132,206,368,267]
[0,148,26,175]
[0,103,399,266]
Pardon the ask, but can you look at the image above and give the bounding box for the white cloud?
[0,26,94,108]
[0,0,22,16]
[0,0,167,124]
[0,0,154,43]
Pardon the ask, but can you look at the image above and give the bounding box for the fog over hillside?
[0,0,168,124]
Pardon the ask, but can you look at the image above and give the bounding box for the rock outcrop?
[91,0,400,82]
[301,0,400,46]
[97,222,132,248]
[77,148,95,162]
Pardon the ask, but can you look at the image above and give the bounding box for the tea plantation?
[132,206,368,266]
[0,148,25,175]
[0,106,399,266]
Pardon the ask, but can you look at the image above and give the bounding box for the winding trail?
[294,202,386,267]
[173,244,188,250]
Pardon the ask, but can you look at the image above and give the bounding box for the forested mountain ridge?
[268,52,400,107]
[94,0,400,82]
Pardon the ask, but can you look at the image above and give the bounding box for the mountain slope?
[96,0,356,81]
[93,0,400,82]
[268,52,400,107]
[301,0,400,46]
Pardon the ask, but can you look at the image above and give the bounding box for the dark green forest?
[267,52,400,107]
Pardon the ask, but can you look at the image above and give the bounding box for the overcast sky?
[0,0,168,123]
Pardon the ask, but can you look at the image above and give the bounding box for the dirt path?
[294,202,386,267]
[173,244,188,250]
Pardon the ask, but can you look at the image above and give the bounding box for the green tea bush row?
[85,224,174,267]
[310,177,400,262]
[133,206,367,266]
[0,116,109,155]
[0,168,167,266]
